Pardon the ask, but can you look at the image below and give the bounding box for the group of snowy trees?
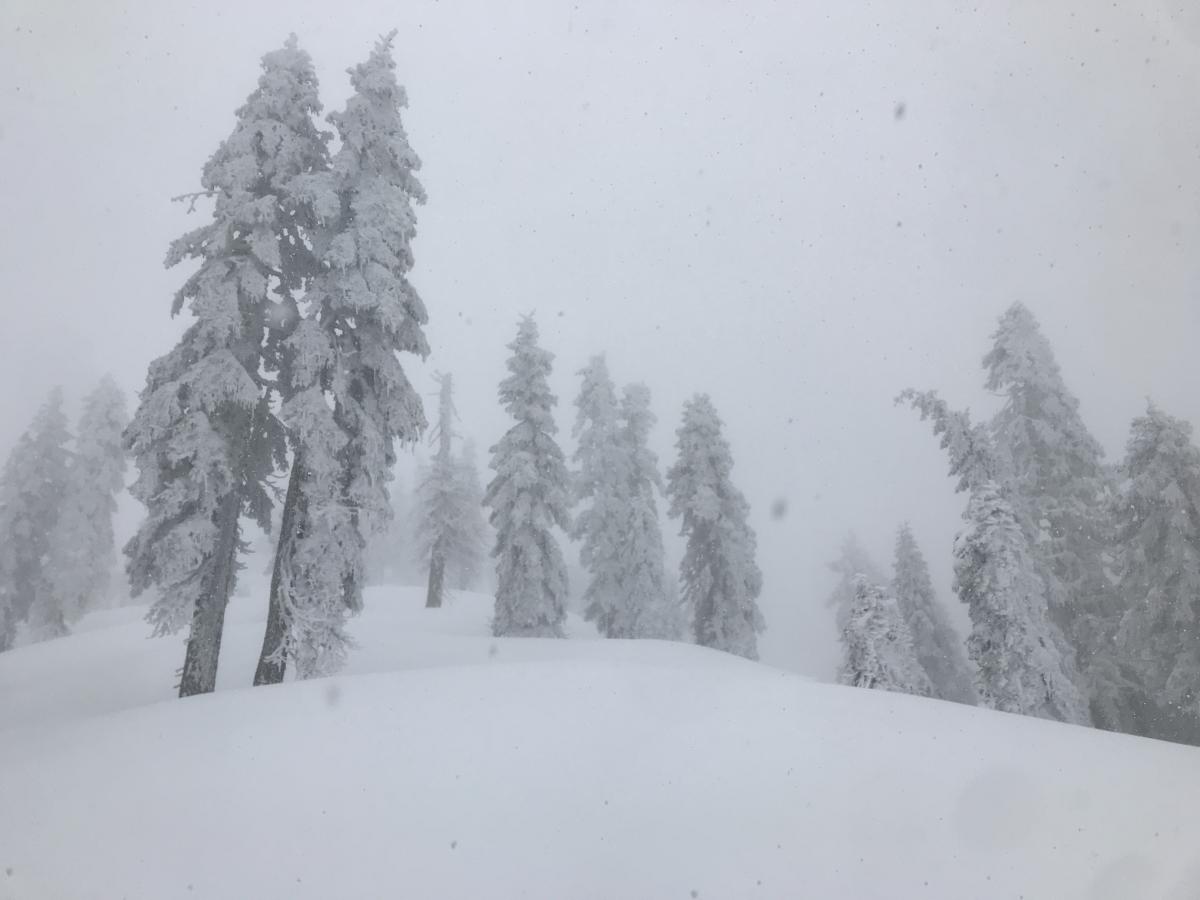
[125,34,429,695]
[0,380,127,649]
[483,316,765,657]
[839,301,1200,743]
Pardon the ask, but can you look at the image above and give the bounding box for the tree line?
[3,33,1198,751]
[837,302,1200,744]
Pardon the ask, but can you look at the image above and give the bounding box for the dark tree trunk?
[426,536,446,608]
[254,454,304,686]
[179,492,240,698]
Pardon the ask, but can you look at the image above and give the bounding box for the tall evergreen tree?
[840,576,932,696]
[416,374,486,607]
[44,377,128,628]
[571,356,628,635]
[954,482,1090,722]
[484,316,571,637]
[982,302,1118,722]
[126,37,327,696]
[826,532,887,630]
[446,440,488,591]
[617,383,682,640]
[0,389,72,649]
[899,389,1088,723]
[256,33,430,681]
[666,394,764,659]
[891,523,975,704]
[1111,404,1200,740]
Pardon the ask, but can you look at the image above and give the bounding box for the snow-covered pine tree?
[898,389,1089,723]
[617,383,683,640]
[447,440,488,591]
[840,576,932,696]
[0,388,72,649]
[954,482,1090,722]
[125,37,327,696]
[416,374,487,607]
[1110,404,1200,740]
[891,523,974,704]
[666,394,764,658]
[256,33,430,681]
[44,377,128,629]
[571,356,630,635]
[826,532,887,631]
[484,315,571,637]
[982,302,1119,724]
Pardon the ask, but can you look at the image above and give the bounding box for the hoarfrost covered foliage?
[0,389,71,649]
[840,576,932,696]
[1111,404,1200,736]
[571,356,632,636]
[415,374,487,607]
[264,32,429,680]
[666,394,764,659]
[616,383,684,640]
[982,302,1118,723]
[826,532,887,631]
[485,316,571,637]
[891,524,974,704]
[899,389,1087,723]
[954,483,1090,723]
[45,377,128,627]
[124,36,326,695]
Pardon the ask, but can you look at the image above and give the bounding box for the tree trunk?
[254,454,303,686]
[426,536,446,608]
[179,492,240,697]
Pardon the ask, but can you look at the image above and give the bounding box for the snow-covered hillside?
[2,587,1199,900]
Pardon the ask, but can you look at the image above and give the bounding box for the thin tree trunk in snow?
[426,535,446,608]
[179,491,240,697]
[254,454,303,686]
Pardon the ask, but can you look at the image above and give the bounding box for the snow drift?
[1,587,1199,900]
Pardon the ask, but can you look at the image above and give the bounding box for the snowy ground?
[2,587,1199,900]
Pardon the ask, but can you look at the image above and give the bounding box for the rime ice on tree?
[484,316,571,638]
[891,524,974,704]
[840,576,932,697]
[44,377,128,631]
[0,389,71,649]
[899,389,1088,723]
[125,37,327,696]
[1111,404,1200,739]
[666,394,764,659]
[256,33,430,682]
[416,374,487,608]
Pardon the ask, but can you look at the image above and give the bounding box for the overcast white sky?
[2,0,1198,677]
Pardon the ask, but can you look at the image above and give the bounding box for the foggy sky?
[2,0,1198,677]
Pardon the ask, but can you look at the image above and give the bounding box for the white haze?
[1,0,1198,677]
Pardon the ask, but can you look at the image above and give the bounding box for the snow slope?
[1,587,1199,900]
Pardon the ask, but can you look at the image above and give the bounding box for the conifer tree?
[982,302,1118,722]
[840,576,932,696]
[666,394,764,658]
[256,33,430,681]
[891,523,974,704]
[126,37,327,696]
[1111,404,1200,739]
[416,374,486,607]
[571,356,628,635]
[617,383,682,640]
[899,389,1088,723]
[954,482,1090,722]
[0,388,72,649]
[826,532,887,631]
[484,316,571,637]
[44,377,128,628]
[446,440,488,591]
